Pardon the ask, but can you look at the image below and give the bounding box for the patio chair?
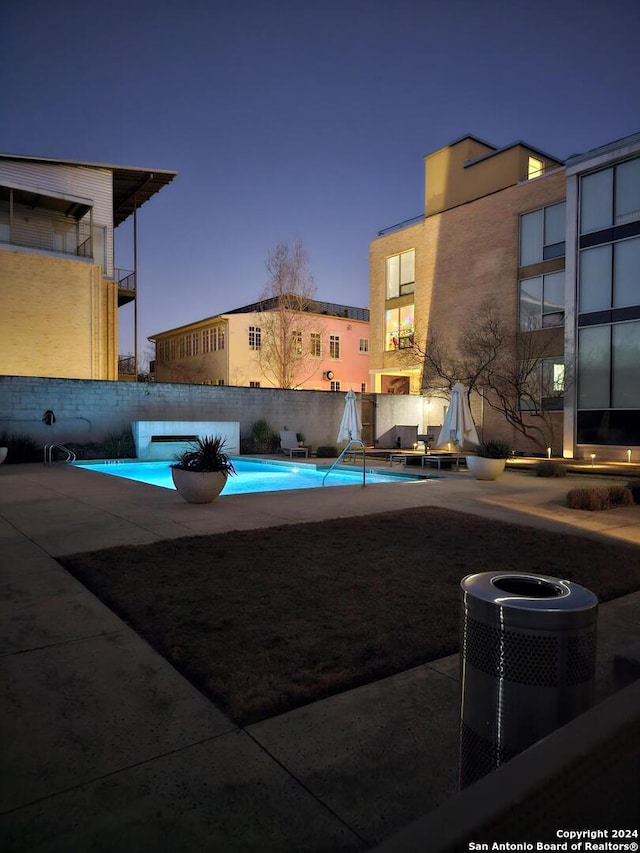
[279,430,308,457]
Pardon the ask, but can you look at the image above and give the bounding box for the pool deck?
[1,459,640,850]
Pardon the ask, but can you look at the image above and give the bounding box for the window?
[249,326,261,350]
[527,156,544,180]
[330,380,341,391]
[386,249,415,298]
[519,272,565,330]
[361,382,366,393]
[310,332,321,357]
[519,202,566,265]
[249,381,261,388]
[359,338,369,353]
[292,330,303,356]
[329,334,341,359]
[191,332,199,356]
[580,158,640,233]
[520,357,565,411]
[578,321,640,409]
[217,379,225,386]
[579,236,640,313]
[385,304,414,350]
[202,328,211,353]
[215,326,225,351]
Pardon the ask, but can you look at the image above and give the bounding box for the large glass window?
[612,321,640,407]
[386,250,415,298]
[519,271,564,330]
[614,237,640,308]
[579,245,612,313]
[615,158,640,225]
[329,334,341,359]
[579,237,640,312]
[580,158,640,233]
[519,202,566,265]
[385,304,415,350]
[580,168,613,233]
[578,326,610,409]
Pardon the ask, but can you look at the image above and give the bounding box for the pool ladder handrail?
[43,444,77,466]
[322,437,366,487]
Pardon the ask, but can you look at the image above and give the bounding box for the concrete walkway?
[1,461,640,851]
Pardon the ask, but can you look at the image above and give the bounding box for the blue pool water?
[75,458,423,496]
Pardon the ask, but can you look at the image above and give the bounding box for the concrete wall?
[0,376,425,452]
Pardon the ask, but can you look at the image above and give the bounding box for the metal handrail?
[43,444,77,466]
[322,438,366,486]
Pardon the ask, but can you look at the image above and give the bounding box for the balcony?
[116,268,136,306]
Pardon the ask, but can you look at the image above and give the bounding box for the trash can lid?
[461,572,598,611]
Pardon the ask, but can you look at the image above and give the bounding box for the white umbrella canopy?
[337,389,362,443]
[435,383,480,450]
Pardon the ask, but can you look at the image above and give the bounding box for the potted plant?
[466,440,511,481]
[171,435,236,503]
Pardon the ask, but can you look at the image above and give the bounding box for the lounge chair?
[279,430,308,458]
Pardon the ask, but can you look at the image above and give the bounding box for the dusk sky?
[4,0,640,358]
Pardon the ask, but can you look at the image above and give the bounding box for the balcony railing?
[116,268,136,292]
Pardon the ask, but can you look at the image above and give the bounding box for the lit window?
[330,380,341,391]
[310,332,321,357]
[329,334,341,359]
[386,250,415,298]
[527,156,544,180]
[385,304,414,350]
[519,272,565,330]
[359,338,369,353]
[520,202,566,265]
[249,326,261,350]
[292,330,303,356]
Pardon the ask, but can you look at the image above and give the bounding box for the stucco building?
[369,132,640,459]
[150,298,370,392]
[0,153,175,380]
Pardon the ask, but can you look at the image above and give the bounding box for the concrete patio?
[1,461,639,851]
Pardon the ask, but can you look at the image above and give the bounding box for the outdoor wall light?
[590,453,596,467]
[628,449,632,464]
[323,371,334,381]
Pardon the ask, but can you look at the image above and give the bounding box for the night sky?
[4,0,639,357]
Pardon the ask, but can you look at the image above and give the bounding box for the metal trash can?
[459,572,598,789]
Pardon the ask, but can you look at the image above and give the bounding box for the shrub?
[534,460,567,478]
[316,446,338,458]
[567,485,633,511]
[478,440,511,459]
[624,480,640,504]
[103,429,136,459]
[0,432,41,463]
[249,419,280,453]
[609,486,633,508]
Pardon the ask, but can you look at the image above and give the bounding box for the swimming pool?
[74,458,424,496]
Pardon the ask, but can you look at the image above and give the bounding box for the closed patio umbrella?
[337,389,362,443]
[435,383,480,450]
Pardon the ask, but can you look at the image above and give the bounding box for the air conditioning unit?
[323,370,334,381]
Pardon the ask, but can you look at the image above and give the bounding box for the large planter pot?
[171,467,227,503]
[466,456,506,481]
[0,447,7,465]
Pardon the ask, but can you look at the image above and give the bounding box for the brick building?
[369,132,640,459]
[0,153,175,380]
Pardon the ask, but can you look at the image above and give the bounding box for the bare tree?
[411,301,567,449]
[257,239,323,389]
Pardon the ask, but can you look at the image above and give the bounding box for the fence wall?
[0,376,427,451]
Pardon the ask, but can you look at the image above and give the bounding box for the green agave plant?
[172,435,236,476]
[477,439,512,459]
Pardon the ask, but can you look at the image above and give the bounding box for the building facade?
[151,299,371,392]
[369,132,640,459]
[0,153,175,381]
[564,132,640,459]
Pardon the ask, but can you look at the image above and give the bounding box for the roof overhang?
[0,153,177,227]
